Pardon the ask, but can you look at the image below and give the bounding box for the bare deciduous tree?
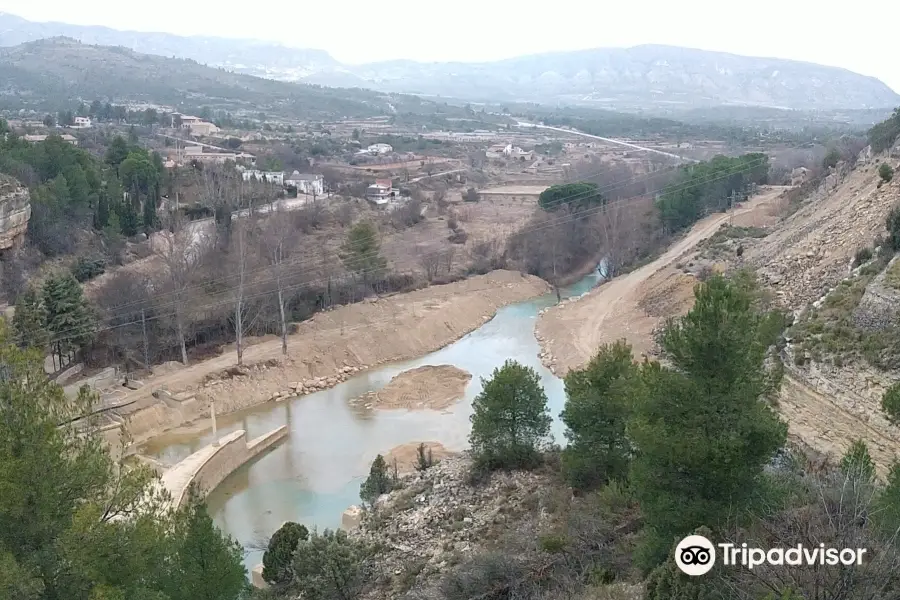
[419,251,442,282]
[259,205,299,355]
[154,214,207,364]
[229,216,259,365]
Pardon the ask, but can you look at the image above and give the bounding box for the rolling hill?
[2,12,898,112]
[0,37,446,120]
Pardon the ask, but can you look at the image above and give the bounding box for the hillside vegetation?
[0,38,447,119]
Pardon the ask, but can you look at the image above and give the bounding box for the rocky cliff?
[0,174,30,251]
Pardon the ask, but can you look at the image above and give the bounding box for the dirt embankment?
[110,270,549,445]
[535,187,788,376]
[534,173,900,472]
[352,365,472,411]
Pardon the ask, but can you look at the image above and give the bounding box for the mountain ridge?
[1,12,898,111]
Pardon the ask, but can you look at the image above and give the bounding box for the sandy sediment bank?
[108,270,549,446]
[351,365,472,411]
[382,442,458,475]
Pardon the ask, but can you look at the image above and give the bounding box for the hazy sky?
[2,0,899,92]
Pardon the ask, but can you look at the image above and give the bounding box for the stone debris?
[748,165,899,310]
[348,455,558,580]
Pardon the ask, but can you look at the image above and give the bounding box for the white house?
[285,171,325,196]
[367,143,393,155]
[241,170,285,186]
[188,121,220,137]
[71,116,92,129]
[175,114,202,128]
[486,143,512,159]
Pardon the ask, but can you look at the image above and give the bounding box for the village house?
[485,143,510,159]
[285,171,325,196]
[71,116,92,129]
[365,178,394,206]
[366,143,393,155]
[23,134,78,146]
[188,121,220,137]
[241,169,285,186]
[181,145,255,164]
[485,143,533,160]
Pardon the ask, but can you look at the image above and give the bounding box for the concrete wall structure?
[160,426,288,509]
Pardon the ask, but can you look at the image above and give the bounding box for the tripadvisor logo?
[674,535,868,576]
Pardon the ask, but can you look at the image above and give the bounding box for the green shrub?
[262,521,309,585]
[882,382,900,425]
[360,454,399,505]
[879,162,894,183]
[71,255,106,282]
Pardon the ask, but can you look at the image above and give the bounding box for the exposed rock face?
[0,174,31,251]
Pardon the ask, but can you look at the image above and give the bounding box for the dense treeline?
[0,321,250,600]
[0,121,166,261]
[506,152,767,283]
[656,153,769,232]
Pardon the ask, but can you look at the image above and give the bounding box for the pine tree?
[561,340,638,491]
[166,491,249,600]
[340,221,387,285]
[11,287,49,351]
[117,198,140,237]
[262,522,309,585]
[142,195,157,234]
[629,275,787,568]
[469,359,552,472]
[95,189,110,229]
[42,273,95,365]
[360,454,397,505]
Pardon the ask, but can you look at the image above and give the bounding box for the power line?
[23,156,772,348]
[93,156,757,323]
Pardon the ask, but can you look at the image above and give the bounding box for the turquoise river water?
[145,270,603,572]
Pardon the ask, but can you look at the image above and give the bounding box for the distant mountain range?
[1,11,899,112]
[0,38,461,120]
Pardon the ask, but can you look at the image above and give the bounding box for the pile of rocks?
[268,364,369,401]
[348,455,558,580]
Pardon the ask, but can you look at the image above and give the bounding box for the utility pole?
[211,399,218,446]
[729,190,736,227]
[141,308,151,375]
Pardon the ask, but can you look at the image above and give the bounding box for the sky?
[2,0,899,92]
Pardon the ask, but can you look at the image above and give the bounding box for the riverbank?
[110,270,550,447]
[535,187,787,376]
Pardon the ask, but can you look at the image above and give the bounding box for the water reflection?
[147,270,603,571]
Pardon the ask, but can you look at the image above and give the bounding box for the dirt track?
[535,182,900,471]
[535,187,789,375]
